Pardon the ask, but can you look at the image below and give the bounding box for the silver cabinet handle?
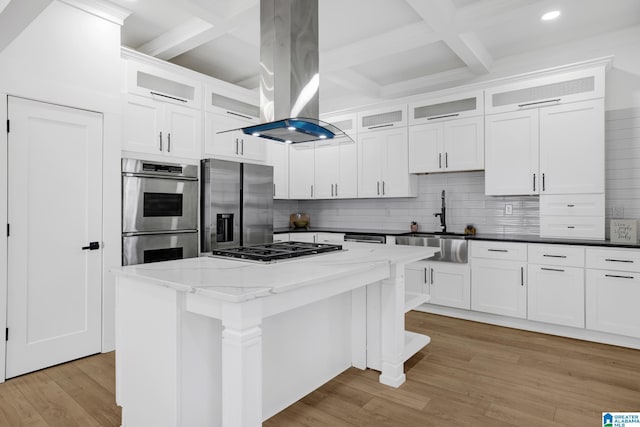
[520,267,524,286]
[159,132,163,151]
[427,113,459,121]
[439,153,442,168]
[331,184,334,197]
[542,173,546,191]
[541,267,565,272]
[382,181,386,195]
[533,173,536,192]
[368,123,393,130]
[310,185,314,198]
[235,139,239,154]
[424,268,428,284]
[240,139,244,155]
[606,274,634,279]
[567,204,575,207]
[567,226,575,229]
[335,183,338,197]
[445,152,448,168]
[605,258,634,263]
[167,133,171,152]
[518,98,561,108]
[488,249,508,252]
[273,184,276,196]
[543,254,567,258]
[430,268,434,284]
[377,181,380,195]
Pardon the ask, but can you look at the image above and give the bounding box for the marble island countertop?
[111,242,438,303]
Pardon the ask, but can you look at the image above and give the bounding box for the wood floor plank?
[11,371,101,427]
[44,359,121,427]
[0,379,49,427]
[1,312,638,426]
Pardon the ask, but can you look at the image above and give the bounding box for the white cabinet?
[314,140,357,199]
[528,265,584,328]
[357,127,416,198]
[356,104,407,134]
[405,261,470,309]
[484,65,605,199]
[409,116,484,173]
[273,233,289,242]
[586,269,640,339]
[585,247,640,339]
[471,242,527,319]
[288,143,315,199]
[123,94,201,159]
[408,90,484,173]
[538,100,604,194]
[484,109,539,195]
[266,141,289,199]
[204,111,266,163]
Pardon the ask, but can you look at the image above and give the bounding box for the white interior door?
[6,97,103,378]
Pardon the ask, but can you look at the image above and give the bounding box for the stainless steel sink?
[395,233,468,263]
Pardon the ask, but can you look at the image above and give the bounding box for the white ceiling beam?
[321,22,440,73]
[380,66,475,98]
[405,0,492,75]
[138,2,257,60]
[323,69,381,99]
[137,17,215,59]
[0,0,52,53]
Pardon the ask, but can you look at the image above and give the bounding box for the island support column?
[378,263,406,387]
[221,300,263,427]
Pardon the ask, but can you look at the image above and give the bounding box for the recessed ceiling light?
[319,134,327,139]
[252,132,261,137]
[287,126,296,131]
[285,140,292,144]
[541,10,561,21]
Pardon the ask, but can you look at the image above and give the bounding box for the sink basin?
[395,233,468,263]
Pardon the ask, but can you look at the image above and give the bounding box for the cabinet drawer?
[586,247,640,273]
[528,244,585,267]
[540,194,604,216]
[540,216,604,240]
[471,241,527,261]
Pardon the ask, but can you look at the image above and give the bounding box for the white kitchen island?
[112,242,437,427]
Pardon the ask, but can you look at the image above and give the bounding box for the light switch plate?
[505,204,513,215]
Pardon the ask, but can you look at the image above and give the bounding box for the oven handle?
[122,230,198,237]
[122,172,198,181]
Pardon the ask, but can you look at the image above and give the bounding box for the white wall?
[0,0,123,355]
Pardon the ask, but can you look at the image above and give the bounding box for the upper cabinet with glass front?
[408,90,484,173]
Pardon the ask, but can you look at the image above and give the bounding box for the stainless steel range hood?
[237,0,352,144]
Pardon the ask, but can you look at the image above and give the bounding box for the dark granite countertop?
[274,228,640,249]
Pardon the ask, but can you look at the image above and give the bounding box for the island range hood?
[236,0,352,144]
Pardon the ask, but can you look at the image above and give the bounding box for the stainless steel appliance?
[344,234,386,244]
[201,159,274,251]
[121,159,199,266]
[210,241,342,263]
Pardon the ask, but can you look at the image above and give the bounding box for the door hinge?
[5,328,8,341]
[6,119,9,133]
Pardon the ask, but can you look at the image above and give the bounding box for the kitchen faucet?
[434,190,446,233]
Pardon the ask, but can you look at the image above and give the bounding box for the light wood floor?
[1,312,639,426]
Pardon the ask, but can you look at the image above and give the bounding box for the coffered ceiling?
[111,0,640,111]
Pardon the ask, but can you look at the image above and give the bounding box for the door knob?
[82,241,100,250]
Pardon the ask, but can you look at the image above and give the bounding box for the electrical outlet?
[505,204,513,215]
[613,206,624,218]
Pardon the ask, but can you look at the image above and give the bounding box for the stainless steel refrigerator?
[201,159,274,251]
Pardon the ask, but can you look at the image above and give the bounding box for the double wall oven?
[121,159,198,266]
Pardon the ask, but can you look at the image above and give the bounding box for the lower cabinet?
[586,269,640,339]
[406,261,470,309]
[471,258,527,319]
[527,264,585,328]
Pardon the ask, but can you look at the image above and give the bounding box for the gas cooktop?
[210,241,343,263]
